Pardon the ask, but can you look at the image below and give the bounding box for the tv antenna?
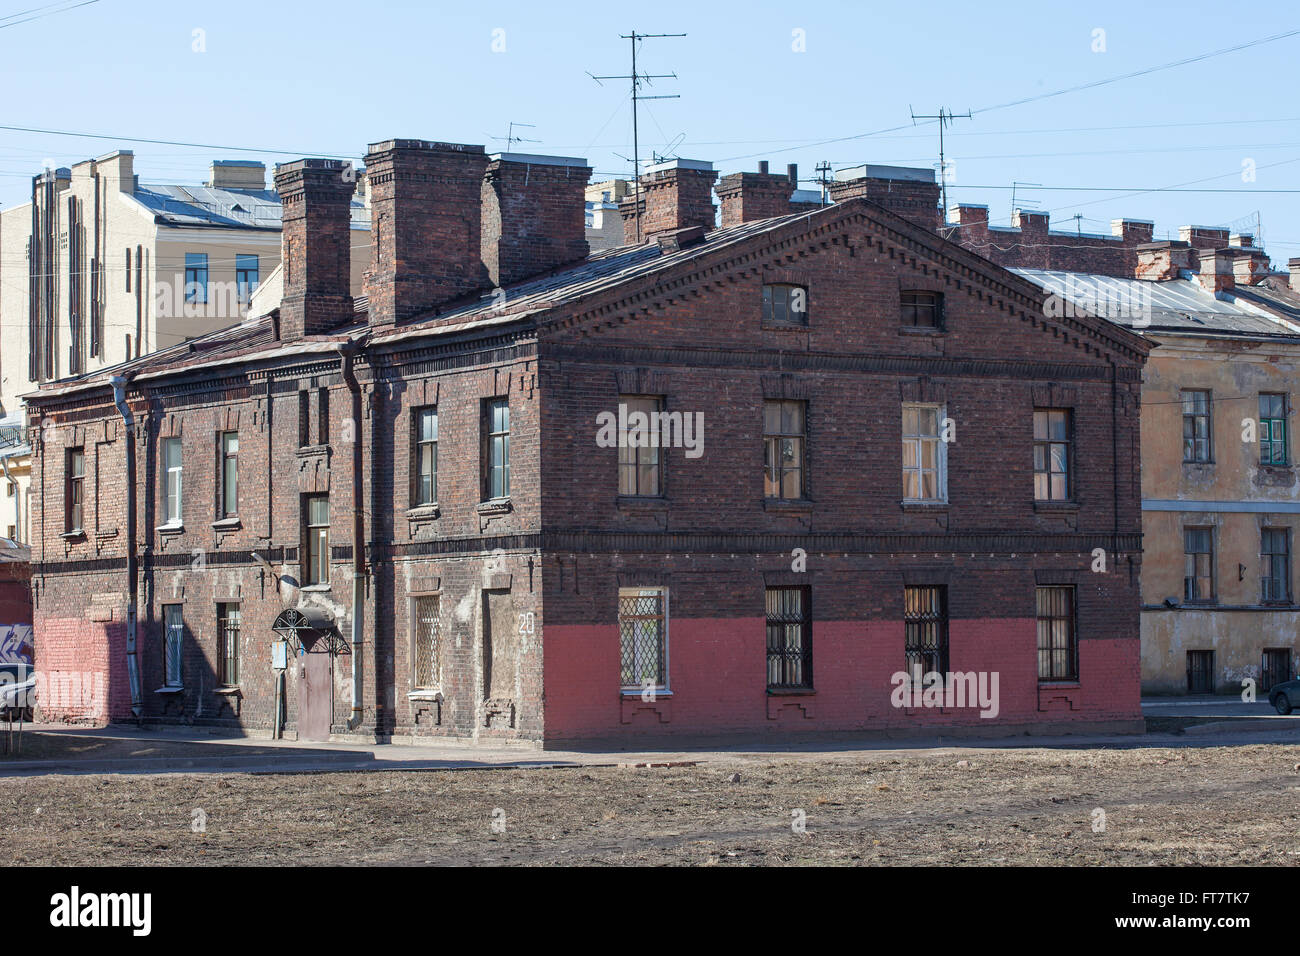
[491,121,540,152]
[909,106,971,224]
[814,160,833,206]
[1010,181,1041,224]
[589,30,686,242]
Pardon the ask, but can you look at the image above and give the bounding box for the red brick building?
[26,140,1149,745]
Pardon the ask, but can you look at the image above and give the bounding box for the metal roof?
[1012,268,1300,338]
[132,183,370,231]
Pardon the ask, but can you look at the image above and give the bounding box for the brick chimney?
[1196,247,1234,293]
[363,139,489,327]
[1289,258,1300,293]
[620,159,718,243]
[1111,219,1154,245]
[950,204,990,241]
[716,162,796,227]
[1135,240,1190,281]
[481,152,592,288]
[273,159,355,341]
[1230,247,1270,287]
[1179,225,1231,250]
[1012,208,1049,235]
[828,164,940,230]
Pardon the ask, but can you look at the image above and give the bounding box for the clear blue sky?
[6,0,1300,258]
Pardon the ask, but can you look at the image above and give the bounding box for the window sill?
[300,584,332,593]
[760,322,810,332]
[214,685,242,697]
[1038,680,1080,689]
[898,325,945,336]
[1033,500,1078,513]
[408,689,443,702]
[621,689,672,698]
[763,498,813,513]
[616,495,668,511]
[297,443,331,458]
[476,498,512,517]
[901,501,948,511]
[1182,460,1215,467]
[156,522,185,536]
[59,529,85,541]
[767,687,816,696]
[211,517,241,531]
[153,685,184,695]
[405,505,441,521]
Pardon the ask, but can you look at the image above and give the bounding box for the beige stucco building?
[0,151,371,542]
[1022,247,1300,695]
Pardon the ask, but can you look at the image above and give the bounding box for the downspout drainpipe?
[336,342,366,731]
[110,374,142,720]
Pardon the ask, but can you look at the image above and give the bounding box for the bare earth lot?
[4,741,1300,865]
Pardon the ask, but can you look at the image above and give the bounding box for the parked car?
[1269,679,1300,715]
[0,661,34,721]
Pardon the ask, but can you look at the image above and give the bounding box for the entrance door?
[298,637,333,741]
[1262,648,1292,693]
[1186,650,1215,694]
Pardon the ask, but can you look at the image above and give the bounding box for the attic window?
[901,290,943,329]
[763,283,808,326]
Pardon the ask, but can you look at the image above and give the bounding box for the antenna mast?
[909,106,971,225]
[590,31,685,242]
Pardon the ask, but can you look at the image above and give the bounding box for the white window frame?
[163,437,183,525]
[902,403,948,503]
[618,587,670,694]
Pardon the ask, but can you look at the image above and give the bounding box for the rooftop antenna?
[1009,181,1041,225]
[589,31,686,242]
[909,105,971,225]
[1071,213,1083,236]
[815,160,833,206]
[652,133,687,165]
[491,121,540,152]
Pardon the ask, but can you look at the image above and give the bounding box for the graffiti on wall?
[0,624,33,665]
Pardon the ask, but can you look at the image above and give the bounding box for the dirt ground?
[4,741,1300,866]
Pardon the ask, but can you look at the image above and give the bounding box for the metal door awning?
[272,606,346,654]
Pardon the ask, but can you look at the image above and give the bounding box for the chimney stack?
[716,160,797,227]
[1135,240,1190,281]
[950,204,990,240]
[209,160,267,191]
[1111,218,1154,245]
[274,159,355,341]
[1179,225,1231,250]
[1289,258,1300,293]
[828,164,941,230]
[620,158,718,243]
[481,152,592,288]
[363,139,489,326]
[1196,247,1235,293]
[1012,209,1049,235]
[1230,247,1269,287]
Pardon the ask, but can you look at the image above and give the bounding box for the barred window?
[163,604,184,688]
[762,283,808,326]
[900,290,942,329]
[764,400,806,500]
[414,407,438,506]
[1260,393,1288,466]
[1262,528,1290,603]
[1036,586,1077,681]
[413,595,440,689]
[1184,527,1215,603]
[904,586,948,676]
[618,396,663,497]
[1033,408,1072,501]
[1181,390,1211,463]
[902,404,945,502]
[619,587,667,691]
[217,602,240,686]
[766,586,812,689]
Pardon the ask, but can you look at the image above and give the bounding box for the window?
[1181,390,1211,462]
[217,603,240,686]
[1262,648,1292,692]
[900,290,942,328]
[65,448,85,532]
[304,495,329,586]
[298,390,311,447]
[184,253,208,304]
[163,605,184,688]
[414,407,438,506]
[766,586,812,689]
[1184,527,1215,603]
[1033,408,1072,501]
[904,586,948,676]
[764,400,806,500]
[1262,528,1290,603]
[413,595,440,689]
[317,387,330,446]
[618,587,667,691]
[1186,650,1214,694]
[1036,586,1077,681]
[124,249,131,292]
[618,396,663,497]
[235,254,259,303]
[902,404,945,502]
[762,283,808,326]
[219,432,238,518]
[1260,393,1288,466]
[162,438,182,525]
[484,398,510,500]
